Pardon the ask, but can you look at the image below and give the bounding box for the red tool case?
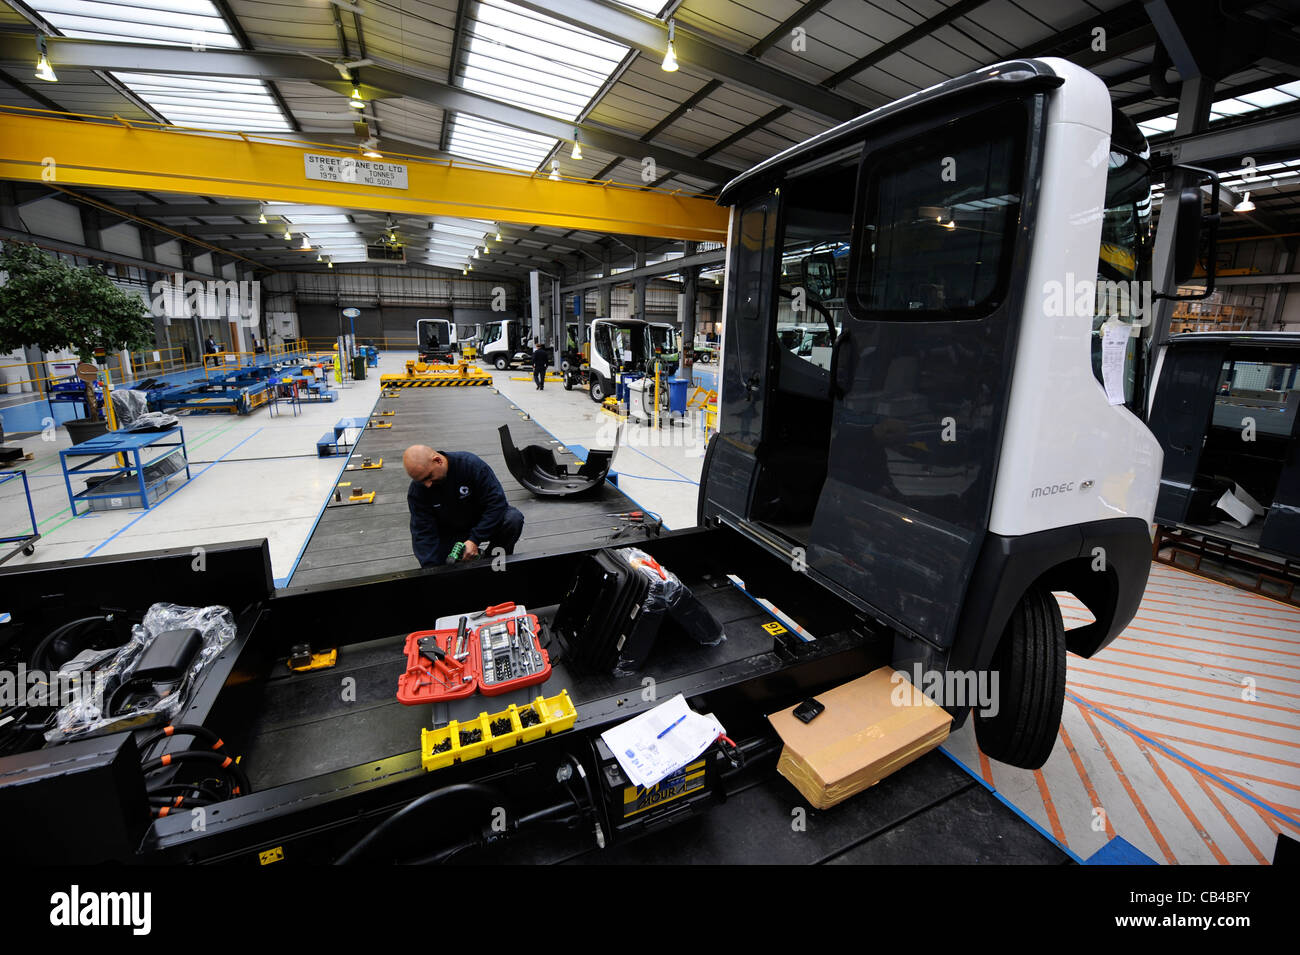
[397,603,552,704]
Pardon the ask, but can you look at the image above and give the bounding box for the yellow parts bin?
[768,666,951,809]
[420,690,577,771]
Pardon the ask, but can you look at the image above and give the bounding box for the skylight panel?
[27,0,291,132]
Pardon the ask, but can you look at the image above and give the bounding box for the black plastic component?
[793,698,824,724]
[287,643,313,669]
[133,628,202,684]
[498,425,615,497]
[553,549,658,673]
[0,732,150,864]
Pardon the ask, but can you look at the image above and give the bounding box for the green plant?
[0,241,153,420]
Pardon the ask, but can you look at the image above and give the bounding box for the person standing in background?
[531,338,550,390]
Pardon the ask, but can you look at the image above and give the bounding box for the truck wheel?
[973,584,1066,770]
[494,356,508,371]
[589,377,606,403]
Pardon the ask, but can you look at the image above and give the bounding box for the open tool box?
[396,602,553,704]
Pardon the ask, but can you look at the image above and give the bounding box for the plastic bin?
[668,377,688,415]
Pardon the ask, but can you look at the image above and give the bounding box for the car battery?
[593,737,720,839]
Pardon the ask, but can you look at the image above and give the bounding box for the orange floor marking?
[1068,668,1300,714]
[1135,741,1229,864]
[1069,681,1300,731]
[1191,772,1270,865]
[1068,657,1300,702]
[1058,714,1114,840]
[1076,704,1176,863]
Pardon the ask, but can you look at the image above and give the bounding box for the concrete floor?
[4,348,1293,864]
[1,356,385,586]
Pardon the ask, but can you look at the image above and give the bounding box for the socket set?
[397,603,552,705]
[479,615,546,689]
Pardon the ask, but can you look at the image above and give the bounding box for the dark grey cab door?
[807,100,1036,649]
[1148,343,1223,526]
[704,195,778,521]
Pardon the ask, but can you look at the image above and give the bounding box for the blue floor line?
[619,442,700,485]
[278,394,375,589]
[82,427,264,558]
[616,472,699,485]
[938,746,1087,865]
[1067,691,1300,829]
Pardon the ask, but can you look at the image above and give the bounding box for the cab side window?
[775,153,857,378]
[849,102,1026,321]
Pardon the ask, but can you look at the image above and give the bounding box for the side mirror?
[1157,166,1220,301]
[800,252,837,301]
[1172,186,1203,284]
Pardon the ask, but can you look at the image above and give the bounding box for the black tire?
[494,356,508,371]
[589,377,606,403]
[563,375,574,391]
[561,358,571,372]
[973,584,1066,770]
[22,544,34,556]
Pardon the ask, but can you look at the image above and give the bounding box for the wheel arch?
[944,517,1151,679]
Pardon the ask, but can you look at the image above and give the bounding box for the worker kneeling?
[404,444,524,567]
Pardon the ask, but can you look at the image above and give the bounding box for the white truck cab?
[699,57,1217,768]
[479,319,530,370]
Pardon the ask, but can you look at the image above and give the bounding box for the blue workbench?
[59,427,191,516]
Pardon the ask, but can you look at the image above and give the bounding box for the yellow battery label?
[258,846,284,865]
[763,621,787,635]
[623,760,706,818]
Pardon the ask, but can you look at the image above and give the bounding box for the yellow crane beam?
[0,110,729,243]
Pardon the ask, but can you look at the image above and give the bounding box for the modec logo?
[49,886,151,935]
[1031,481,1076,498]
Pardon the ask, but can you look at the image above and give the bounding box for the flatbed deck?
[289,382,644,587]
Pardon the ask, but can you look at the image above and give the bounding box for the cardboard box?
[768,667,952,810]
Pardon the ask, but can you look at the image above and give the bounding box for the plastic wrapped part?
[122,411,180,433]
[44,603,236,742]
[110,389,149,425]
[610,547,724,675]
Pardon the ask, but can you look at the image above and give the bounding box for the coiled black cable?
[138,722,224,757]
[148,781,224,804]
[141,750,250,796]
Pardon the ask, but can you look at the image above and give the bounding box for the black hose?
[334,782,507,865]
[148,794,213,808]
[142,750,251,796]
[148,781,224,804]
[138,723,224,756]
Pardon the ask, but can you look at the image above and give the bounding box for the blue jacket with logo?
[407,451,509,567]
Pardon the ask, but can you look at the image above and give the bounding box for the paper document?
[1101,324,1129,406]
[601,694,725,789]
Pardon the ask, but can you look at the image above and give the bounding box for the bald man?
[403,445,525,567]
